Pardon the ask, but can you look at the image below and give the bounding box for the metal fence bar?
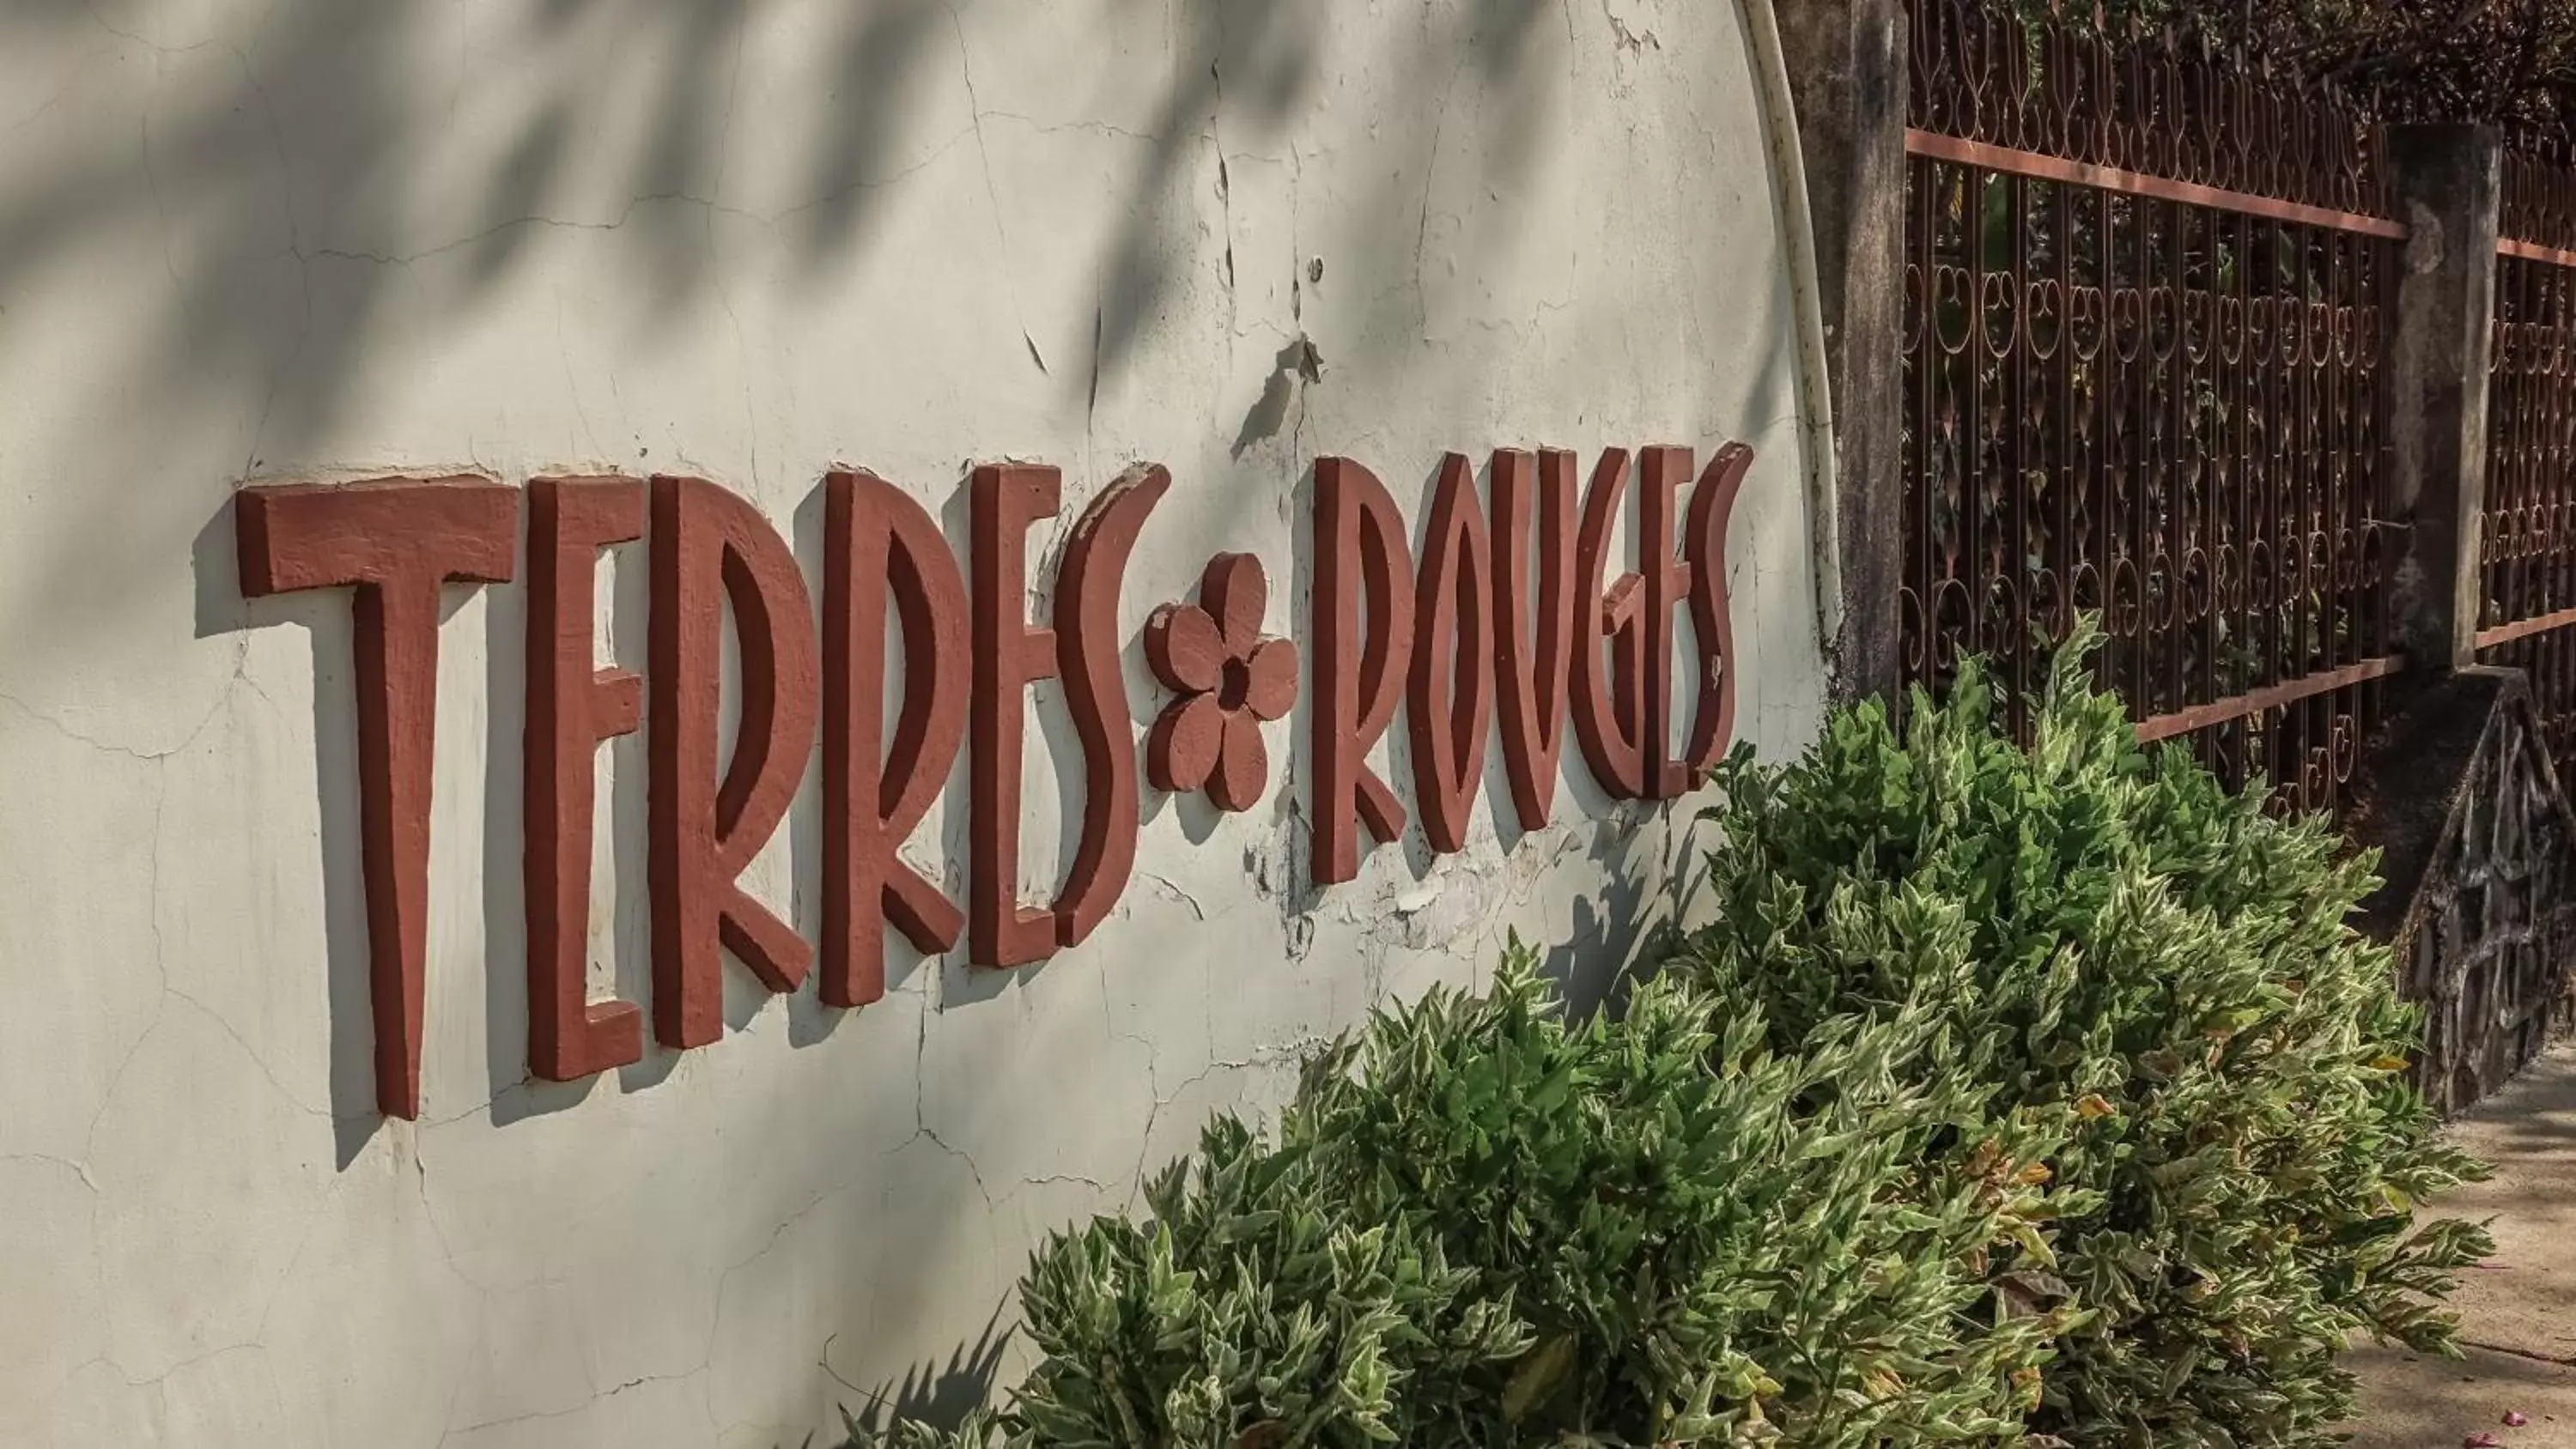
[2135,652,2405,742]
[2500,238,2576,269]
[1905,131,2407,238]
[2478,605,2576,651]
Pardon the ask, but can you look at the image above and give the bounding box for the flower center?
[1218,656,1253,712]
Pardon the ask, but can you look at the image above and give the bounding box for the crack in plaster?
[769,124,981,223]
[438,1369,702,1441]
[934,0,1044,377]
[0,640,251,762]
[556,294,608,462]
[1283,145,1313,475]
[914,973,933,1134]
[707,0,762,492]
[3,45,109,136]
[1600,0,1662,55]
[163,988,340,1120]
[143,753,171,1002]
[223,27,309,478]
[0,1152,101,1191]
[296,191,738,270]
[76,1340,264,1397]
[981,111,1163,144]
[78,759,177,1178]
[410,1135,496,1303]
[81,1,218,56]
[1412,47,1469,341]
[1208,47,1239,355]
[911,1125,994,1212]
[241,253,313,477]
[1092,965,1164,1106]
[280,124,982,279]
[70,977,358,1390]
[1117,1042,1322,1214]
[1135,871,1206,921]
[437,1317,492,1444]
[137,78,204,361]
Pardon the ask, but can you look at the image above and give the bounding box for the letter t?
[236,477,519,1120]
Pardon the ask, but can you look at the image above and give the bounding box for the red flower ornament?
[1145,553,1297,811]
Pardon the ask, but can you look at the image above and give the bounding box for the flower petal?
[1242,638,1299,719]
[1200,552,1269,655]
[1209,710,1270,812]
[1149,694,1225,792]
[1145,603,1226,693]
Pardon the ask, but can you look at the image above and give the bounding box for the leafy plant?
[2008,0,2576,136]
[1668,622,2491,1446]
[850,955,2081,1447]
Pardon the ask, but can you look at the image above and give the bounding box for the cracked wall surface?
[0,0,1829,1443]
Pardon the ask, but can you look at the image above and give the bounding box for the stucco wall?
[0,0,1828,1444]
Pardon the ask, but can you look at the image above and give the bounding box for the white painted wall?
[0,0,1829,1443]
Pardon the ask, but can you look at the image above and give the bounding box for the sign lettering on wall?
[238,446,1753,1119]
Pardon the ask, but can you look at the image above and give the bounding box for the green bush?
[2007,0,2576,136]
[1668,629,2489,1446]
[854,955,2081,1447]
[848,629,2487,1449]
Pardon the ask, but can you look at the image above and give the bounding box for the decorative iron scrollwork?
[2375,676,2576,1115]
[1907,0,2389,216]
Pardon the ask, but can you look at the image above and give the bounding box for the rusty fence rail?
[1897,0,2403,815]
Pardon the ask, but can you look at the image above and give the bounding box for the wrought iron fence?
[2479,144,2576,783]
[1899,0,2403,815]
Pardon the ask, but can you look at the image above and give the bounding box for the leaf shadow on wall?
[823,1311,1012,1444]
[0,0,1567,667]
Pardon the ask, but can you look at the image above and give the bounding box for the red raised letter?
[822,470,969,1009]
[1573,447,1701,799]
[647,476,818,1050]
[1492,448,1580,829]
[1680,444,1753,778]
[236,476,518,1119]
[1311,457,1416,885]
[1571,449,1644,799]
[1053,464,1170,947]
[525,477,647,1082]
[969,464,1062,968]
[1408,453,1493,855]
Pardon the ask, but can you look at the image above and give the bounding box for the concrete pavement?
[2344,1044,2576,1448]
